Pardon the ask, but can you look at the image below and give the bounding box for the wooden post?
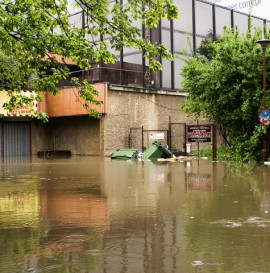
[169,116,171,150]
[212,124,217,161]
[142,126,144,151]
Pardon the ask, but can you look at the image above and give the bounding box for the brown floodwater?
[0,156,270,273]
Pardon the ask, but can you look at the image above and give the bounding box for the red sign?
[187,125,211,142]
[8,106,31,116]
[258,108,270,125]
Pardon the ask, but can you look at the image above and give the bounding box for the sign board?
[258,108,270,125]
[187,125,211,142]
[0,90,36,117]
[149,132,165,140]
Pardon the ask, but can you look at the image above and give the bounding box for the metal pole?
[256,39,270,162]
[263,48,268,161]
[263,47,267,108]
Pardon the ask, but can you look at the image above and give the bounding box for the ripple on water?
[245,217,270,227]
[191,260,204,266]
[245,271,270,273]
[211,217,270,228]
[191,259,224,268]
[211,219,242,228]
[35,264,63,272]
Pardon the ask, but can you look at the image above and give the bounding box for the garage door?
[1,122,31,158]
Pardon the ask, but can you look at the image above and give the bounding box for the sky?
[68,0,270,20]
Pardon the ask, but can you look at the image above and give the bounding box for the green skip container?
[111,149,139,160]
[142,141,174,160]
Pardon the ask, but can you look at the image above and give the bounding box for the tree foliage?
[0,52,29,91]
[181,26,270,162]
[0,0,178,119]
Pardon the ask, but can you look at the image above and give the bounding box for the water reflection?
[0,156,270,272]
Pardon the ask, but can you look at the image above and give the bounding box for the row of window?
[68,0,269,90]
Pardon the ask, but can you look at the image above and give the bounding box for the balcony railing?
[56,67,145,88]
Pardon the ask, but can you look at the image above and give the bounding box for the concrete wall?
[31,116,100,156]
[102,86,211,156]
[31,85,219,157]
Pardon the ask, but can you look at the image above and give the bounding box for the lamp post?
[256,39,270,162]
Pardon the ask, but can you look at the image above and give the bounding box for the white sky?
[68,0,270,20]
[203,0,270,19]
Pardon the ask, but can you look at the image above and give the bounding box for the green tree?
[181,26,270,162]
[0,53,29,91]
[0,0,178,120]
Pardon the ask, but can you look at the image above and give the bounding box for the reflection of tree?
[0,228,48,273]
[36,230,104,272]
[183,164,270,272]
[228,164,265,197]
[0,171,108,272]
[0,226,105,272]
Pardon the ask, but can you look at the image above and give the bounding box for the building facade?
[0,0,269,158]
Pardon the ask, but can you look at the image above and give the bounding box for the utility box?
[142,141,174,160]
[111,149,139,160]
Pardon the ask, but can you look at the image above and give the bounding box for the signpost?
[258,108,270,125]
[186,124,217,161]
[257,39,270,161]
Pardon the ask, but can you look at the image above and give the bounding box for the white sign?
[149,133,165,140]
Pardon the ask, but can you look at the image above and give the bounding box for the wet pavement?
[0,156,270,273]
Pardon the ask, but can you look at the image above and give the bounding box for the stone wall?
[102,86,211,156]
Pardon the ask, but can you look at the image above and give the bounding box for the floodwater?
[0,156,270,273]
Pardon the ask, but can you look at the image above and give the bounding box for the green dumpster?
[111,149,139,160]
[142,141,174,160]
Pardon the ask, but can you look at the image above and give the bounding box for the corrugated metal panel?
[3,122,31,157]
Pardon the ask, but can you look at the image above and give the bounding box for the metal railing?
[56,67,145,88]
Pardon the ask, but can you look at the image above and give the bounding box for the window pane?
[69,12,83,28]
[162,58,171,88]
[195,1,213,36]
[251,17,264,28]
[173,0,193,33]
[123,47,140,55]
[162,29,171,50]
[234,12,249,34]
[174,56,186,90]
[123,52,143,65]
[196,37,204,50]
[216,7,231,36]
[85,20,100,42]
[104,39,120,59]
[251,17,264,34]
[162,19,171,28]
[174,32,192,54]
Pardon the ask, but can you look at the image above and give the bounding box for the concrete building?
[0,0,269,158]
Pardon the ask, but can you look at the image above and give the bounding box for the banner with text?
[187,125,212,143]
[0,90,36,117]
